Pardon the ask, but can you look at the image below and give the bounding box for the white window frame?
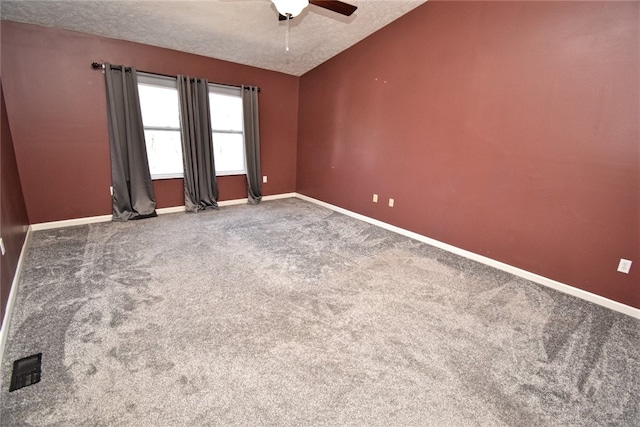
[209,84,247,176]
[138,73,183,180]
[137,74,248,180]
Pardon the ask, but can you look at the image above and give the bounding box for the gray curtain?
[242,85,262,204]
[177,76,219,212]
[104,63,157,221]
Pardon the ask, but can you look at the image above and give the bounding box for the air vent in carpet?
[9,353,42,392]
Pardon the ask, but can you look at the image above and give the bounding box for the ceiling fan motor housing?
[272,0,309,18]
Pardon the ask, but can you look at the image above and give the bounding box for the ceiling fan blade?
[309,1,357,17]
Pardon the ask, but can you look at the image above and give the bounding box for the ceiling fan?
[271,0,357,21]
[270,0,357,51]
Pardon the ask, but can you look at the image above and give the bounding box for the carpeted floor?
[1,198,639,426]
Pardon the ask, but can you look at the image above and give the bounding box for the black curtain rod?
[91,62,260,92]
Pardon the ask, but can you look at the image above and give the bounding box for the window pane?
[209,93,243,131]
[212,133,245,174]
[139,84,180,128]
[144,130,184,177]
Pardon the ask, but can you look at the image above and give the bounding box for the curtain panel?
[104,63,157,221]
[242,86,262,204]
[177,76,220,212]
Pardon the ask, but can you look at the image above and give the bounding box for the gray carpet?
[1,198,639,426]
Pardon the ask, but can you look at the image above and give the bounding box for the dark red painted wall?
[297,2,639,308]
[1,81,30,325]
[1,21,299,223]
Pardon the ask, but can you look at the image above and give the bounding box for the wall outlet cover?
[617,259,632,274]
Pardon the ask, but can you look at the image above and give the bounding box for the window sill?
[151,174,184,180]
[217,171,247,177]
[151,172,247,180]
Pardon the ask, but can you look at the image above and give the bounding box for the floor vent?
[9,353,42,392]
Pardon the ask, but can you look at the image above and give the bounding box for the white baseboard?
[156,206,185,215]
[158,193,298,209]
[31,214,113,231]
[294,193,640,320]
[31,208,186,230]
[218,199,247,207]
[30,193,300,230]
[0,226,32,364]
[263,193,297,201]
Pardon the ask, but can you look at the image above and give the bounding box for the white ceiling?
[0,0,427,76]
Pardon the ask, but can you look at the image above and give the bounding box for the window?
[209,85,246,176]
[138,74,183,179]
[137,75,247,180]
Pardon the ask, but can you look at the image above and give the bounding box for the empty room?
[1,0,638,425]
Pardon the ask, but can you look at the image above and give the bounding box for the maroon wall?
[1,21,299,223]
[1,81,30,325]
[297,2,639,308]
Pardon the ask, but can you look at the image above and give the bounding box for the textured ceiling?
[1,0,427,76]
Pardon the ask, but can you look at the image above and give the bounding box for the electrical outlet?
[389,198,394,207]
[0,238,5,256]
[263,176,268,183]
[617,259,632,274]
[373,194,378,203]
